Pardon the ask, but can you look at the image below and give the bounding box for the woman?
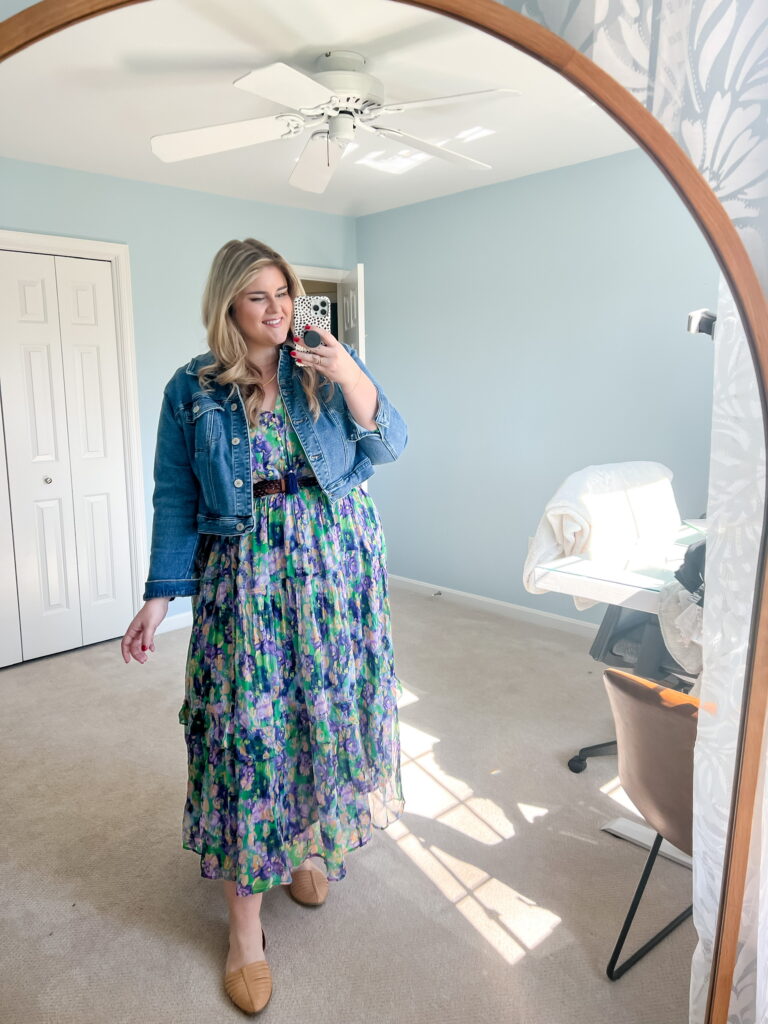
[120,238,407,1015]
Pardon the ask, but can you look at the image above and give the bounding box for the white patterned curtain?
[508,1,768,1021]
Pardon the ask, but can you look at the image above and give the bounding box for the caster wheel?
[568,756,587,774]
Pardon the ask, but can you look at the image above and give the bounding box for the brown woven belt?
[252,474,318,497]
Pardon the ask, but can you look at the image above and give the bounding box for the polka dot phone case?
[293,295,331,339]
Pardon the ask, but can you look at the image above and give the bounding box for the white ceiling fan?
[150,50,518,193]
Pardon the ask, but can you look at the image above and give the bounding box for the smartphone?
[293,295,331,346]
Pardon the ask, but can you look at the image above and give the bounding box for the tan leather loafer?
[224,929,271,1014]
[289,867,329,907]
[224,961,272,1015]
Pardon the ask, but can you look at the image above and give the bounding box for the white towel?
[523,461,682,610]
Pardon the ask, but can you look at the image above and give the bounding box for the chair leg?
[568,739,618,773]
[607,832,693,980]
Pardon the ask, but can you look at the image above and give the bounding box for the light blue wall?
[359,148,719,623]
[0,0,31,14]
[0,148,718,629]
[0,156,355,617]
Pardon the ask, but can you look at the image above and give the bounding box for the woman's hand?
[121,597,170,664]
[292,327,378,430]
[290,327,360,387]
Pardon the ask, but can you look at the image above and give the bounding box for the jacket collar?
[184,346,291,377]
[184,351,216,376]
[184,346,293,399]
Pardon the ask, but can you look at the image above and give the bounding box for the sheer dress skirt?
[178,399,403,895]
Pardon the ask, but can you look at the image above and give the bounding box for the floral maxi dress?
[179,393,404,895]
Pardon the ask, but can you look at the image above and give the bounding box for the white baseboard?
[156,579,599,640]
[601,818,692,869]
[389,574,599,639]
[156,610,193,634]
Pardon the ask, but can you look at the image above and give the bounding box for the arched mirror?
[1,2,766,1023]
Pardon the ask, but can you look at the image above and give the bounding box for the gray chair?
[602,668,699,980]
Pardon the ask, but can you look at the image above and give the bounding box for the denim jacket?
[143,342,407,600]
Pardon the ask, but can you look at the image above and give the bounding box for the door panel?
[338,263,365,358]
[56,256,133,645]
[37,497,70,608]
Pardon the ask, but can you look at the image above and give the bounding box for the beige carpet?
[1,580,696,1023]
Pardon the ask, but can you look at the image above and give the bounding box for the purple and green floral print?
[179,394,404,896]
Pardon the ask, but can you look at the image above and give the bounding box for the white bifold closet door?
[0,249,134,664]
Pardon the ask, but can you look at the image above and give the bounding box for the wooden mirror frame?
[2,1,767,1020]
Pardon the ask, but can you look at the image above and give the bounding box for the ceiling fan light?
[328,112,356,144]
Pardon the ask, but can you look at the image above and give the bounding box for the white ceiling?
[0,0,637,216]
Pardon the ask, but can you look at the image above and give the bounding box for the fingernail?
[296,360,304,366]
[289,351,297,357]
[141,645,147,651]
[304,324,311,329]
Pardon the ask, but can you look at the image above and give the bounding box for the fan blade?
[289,132,345,193]
[359,123,491,170]
[151,114,299,163]
[376,88,519,116]
[234,63,331,110]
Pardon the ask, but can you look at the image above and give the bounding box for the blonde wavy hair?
[198,237,331,424]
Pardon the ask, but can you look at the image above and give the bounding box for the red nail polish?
[289,350,297,357]
[304,324,312,330]
[141,645,147,651]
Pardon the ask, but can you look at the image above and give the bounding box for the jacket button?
[193,404,200,413]
[236,523,245,531]
[232,438,240,445]
[231,403,237,411]
[234,478,243,488]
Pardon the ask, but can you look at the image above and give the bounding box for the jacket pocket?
[184,394,224,452]
[184,396,226,510]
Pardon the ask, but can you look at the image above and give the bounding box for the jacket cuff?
[143,579,200,600]
[349,417,381,440]
[348,388,389,441]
